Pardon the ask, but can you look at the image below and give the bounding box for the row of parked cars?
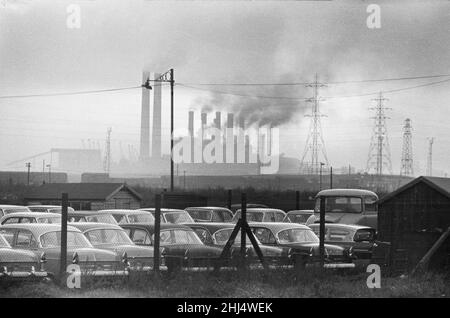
[0,189,379,280]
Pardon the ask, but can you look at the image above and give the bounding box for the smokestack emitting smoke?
[188,111,194,137]
[152,73,162,158]
[215,111,221,129]
[140,71,150,160]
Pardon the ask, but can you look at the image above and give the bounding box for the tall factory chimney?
[188,111,194,137]
[214,112,221,129]
[152,73,162,158]
[140,71,150,161]
[227,113,234,129]
[245,135,250,163]
[188,111,194,162]
[201,112,207,139]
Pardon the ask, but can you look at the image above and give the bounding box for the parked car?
[185,207,234,223]
[68,211,118,224]
[0,224,129,278]
[249,222,355,269]
[99,210,155,224]
[0,205,31,218]
[69,222,155,272]
[229,203,268,213]
[305,189,379,229]
[121,223,222,272]
[138,208,194,224]
[284,210,314,224]
[0,233,47,280]
[232,208,287,223]
[27,205,75,213]
[185,222,287,265]
[308,223,377,264]
[1,212,61,225]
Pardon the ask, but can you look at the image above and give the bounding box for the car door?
[251,227,277,246]
[15,230,39,251]
[0,228,17,245]
[192,227,214,245]
[129,228,152,246]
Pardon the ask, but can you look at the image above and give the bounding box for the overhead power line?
[179,74,450,86]
[178,78,450,101]
[0,86,142,99]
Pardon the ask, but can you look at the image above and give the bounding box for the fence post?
[60,193,68,285]
[227,189,232,210]
[154,194,161,274]
[295,190,300,210]
[319,196,326,267]
[240,193,247,265]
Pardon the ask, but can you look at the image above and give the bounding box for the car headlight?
[72,252,79,264]
[122,252,130,267]
[40,252,47,263]
[347,246,355,258]
[308,246,314,257]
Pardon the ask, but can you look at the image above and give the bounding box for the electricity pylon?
[400,118,414,177]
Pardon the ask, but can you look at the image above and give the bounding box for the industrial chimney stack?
[139,71,150,161]
[152,73,162,158]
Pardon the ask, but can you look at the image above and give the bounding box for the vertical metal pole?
[295,190,300,210]
[240,193,247,262]
[42,160,45,184]
[170,68,174,192]
[154,194,161,274]
[183,171,186,191]
[319,196,325,267]
[330,166,333,189]
[227,189,232,210]
[319,164,322,190]
[60,193,68,284]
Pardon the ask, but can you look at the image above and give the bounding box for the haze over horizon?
[1,0,449,176]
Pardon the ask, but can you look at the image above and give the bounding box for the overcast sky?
[0,0,449,176]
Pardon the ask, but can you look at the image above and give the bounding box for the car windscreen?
[37,216,61,224]
[315,196,363,213]
[164,212,194,224]
[127,213,154,223]
[158,229,203,245]
[277,228,319,244]
[215,210,233,222]
[213,229,260,245]
[288,213,312,223]
[188,210,212,221]
[85,229,133,246]
[234,211,264,222]
[85,214,118,224]
[40,231,92,248]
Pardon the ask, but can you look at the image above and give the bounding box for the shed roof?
[24,183,142,201]
[378,176,450,204]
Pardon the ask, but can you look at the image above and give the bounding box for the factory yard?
[1,269,448,298]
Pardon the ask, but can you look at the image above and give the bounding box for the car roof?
[183,222,235,232]
[69,222,123,231]
[0,223,81,236]
[315,189,378,198]
[185,207,232,212]
[1,212,61,218]
[308,223,373,231]
[0,205,30,209]
[248,222,310,232]
[236,208,286,213]
[68,211,114,216]
[120,223,192,233]
[27,205,61,208]
[99,210,149,215]
[287,210,314,214]
[139,208,186,213]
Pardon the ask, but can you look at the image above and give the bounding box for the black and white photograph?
[0,0,449,303]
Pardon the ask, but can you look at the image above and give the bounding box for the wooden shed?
[25,183,142,210]
[378,176,450,273]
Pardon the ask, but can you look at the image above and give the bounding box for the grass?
[0,268,448,298]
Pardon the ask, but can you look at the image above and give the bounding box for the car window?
[2,217,20,225]
[193,228,213,244]
[16,230,38,248]
[251,227,277,245]
[131,229,151,245]
[171,230,202,245]
[37,217,61,224]
[264,212,276,222]
[364,196,378,212]
[328,228,353,242]
[189,210,211,222]
[274,212,285,222]
[122,228,131,238]
[20,218,32,224]
[113,215,128,224]
[0,229,15,244]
